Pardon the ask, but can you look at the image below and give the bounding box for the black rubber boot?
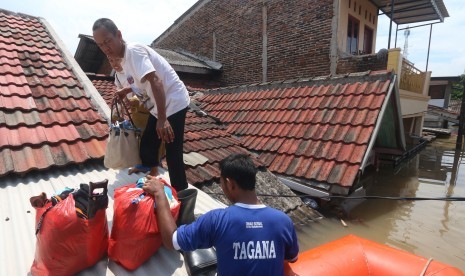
[176,189,198,226]
[184,247,217,276]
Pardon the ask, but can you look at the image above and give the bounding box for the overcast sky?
[2,0,464,77]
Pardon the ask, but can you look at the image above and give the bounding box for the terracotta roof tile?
[0,139,106,176]
[0,11,107,177]
[91,77,117,107]
[197,72,395,190]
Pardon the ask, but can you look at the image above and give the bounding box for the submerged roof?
[0,10,108,177]
[371,0,449,25]
[427,104,460,124]
[196,70,404,194]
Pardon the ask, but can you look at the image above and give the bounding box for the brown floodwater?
[296,137,465,270]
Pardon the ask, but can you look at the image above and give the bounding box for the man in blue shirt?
[143,154,299,275]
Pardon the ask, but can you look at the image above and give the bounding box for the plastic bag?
[30,193,109,275]
[108,182,180,270]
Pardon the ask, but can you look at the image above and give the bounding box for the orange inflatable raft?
[285,235,464,276]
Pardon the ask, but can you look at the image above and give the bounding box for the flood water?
[296,137,465,270]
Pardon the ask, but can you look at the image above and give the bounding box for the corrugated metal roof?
[196,71,402,193]
[0,162,225,275]
[371,0,450,24]
[155,48,213,70]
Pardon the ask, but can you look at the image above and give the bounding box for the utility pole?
[387,0,395,49]
[457,77,465,150]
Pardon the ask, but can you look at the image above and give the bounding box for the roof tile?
[0,11,108,177]
[197,73,394,190]
[88,77,265,186]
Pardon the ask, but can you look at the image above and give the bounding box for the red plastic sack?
[30,194,109,276]
[108,183,180,270]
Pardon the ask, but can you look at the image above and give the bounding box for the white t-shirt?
[116,70,147,98]
[121,43,190,118]
[114,71,126,90]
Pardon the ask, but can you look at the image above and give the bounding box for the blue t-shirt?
[175,203,299,276]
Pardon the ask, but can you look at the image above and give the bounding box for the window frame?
[347,15,360,55]
[363,25,374,54]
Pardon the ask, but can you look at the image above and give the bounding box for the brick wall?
[336,53,387,75]
[178,72,222,90]
[155,0,334,86]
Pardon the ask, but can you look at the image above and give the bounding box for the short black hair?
[92,18,118,35]
[219,154,257,190]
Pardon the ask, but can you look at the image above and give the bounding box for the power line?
[205,192,465,201]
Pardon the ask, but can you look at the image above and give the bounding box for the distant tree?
[451,74,464,100]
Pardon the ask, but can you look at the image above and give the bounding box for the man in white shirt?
[93,18,190,191]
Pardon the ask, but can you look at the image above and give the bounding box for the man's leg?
[165,107,188,191]
[134,114,161,175]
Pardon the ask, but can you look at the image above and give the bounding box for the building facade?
[154,0,449,139]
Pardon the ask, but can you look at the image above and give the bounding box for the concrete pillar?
[212,32,217,62]
[262,5,268,82]
[387,48,403,75]
[387,48,403,88]
[444,82,453,109]
[330,0,339,75]
[422,71,432,97]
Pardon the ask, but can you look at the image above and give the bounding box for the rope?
[420,258,433,276]
[35,205,54,235]
[204,192,465,201]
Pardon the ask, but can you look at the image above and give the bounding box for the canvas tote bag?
[104,97,141,169]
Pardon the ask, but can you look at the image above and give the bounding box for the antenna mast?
[403,26,410,59]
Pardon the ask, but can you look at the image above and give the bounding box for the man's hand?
[142,175,178,250]
[116,87,132,99]
[142,175,165,196]
[142,71,171,143]
[156,118,174,143]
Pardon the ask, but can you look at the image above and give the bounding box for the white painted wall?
[337,0,378,54]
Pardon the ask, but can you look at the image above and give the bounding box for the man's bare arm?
[142,176,177,249]
[142,71,174,143]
